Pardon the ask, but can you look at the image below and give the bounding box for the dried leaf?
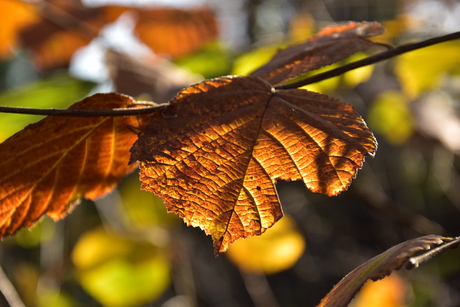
[250,21,384,87]
[317,235,460,307]
[131,75,376,255]
[0,93,148,237]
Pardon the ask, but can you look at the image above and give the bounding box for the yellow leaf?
[226,215,305,274]
[350,273,407,307]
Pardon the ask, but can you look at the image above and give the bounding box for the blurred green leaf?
[118,174,179,229]
[298,52,373,93]
[299,63,341,93]
[13,217,55,248]
[367,90,414,145]
[0,73,94,141]
[72,227,133,269]
[232,46,278,76]
[38,290,76,307]
[342,52,374,87]
[73,227,171,307]
[80,257,170,307]
[395,40,460,98]
[175,42,232,79]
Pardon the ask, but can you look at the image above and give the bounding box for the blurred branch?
[0,266,25,307]
[240,271,281,307]
[39,2,100,40]
[277,30,460,89]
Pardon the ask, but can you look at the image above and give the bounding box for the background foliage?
[1,0,460,306]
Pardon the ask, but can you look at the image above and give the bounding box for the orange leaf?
[250,21,385,86]
[0,93,148,237]
[0,0,39,59]
[134,7,218,59]
[317,235,459,307]
[130,76,377,255]
[19,4,217,70]
[19,2,108,70]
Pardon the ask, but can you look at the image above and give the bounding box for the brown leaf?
[250,21,385,87]
[130,76,376,255]
[317,235,459,307]
[0,93,148,237]
[106,49,202,103]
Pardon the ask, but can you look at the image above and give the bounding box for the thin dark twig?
[276,31,460,89]
[0,103,169,117]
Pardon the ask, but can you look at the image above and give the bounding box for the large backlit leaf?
[317,235,460,307]
[131,75,376,255]
[250,21,384,87]
[0,93,148,237]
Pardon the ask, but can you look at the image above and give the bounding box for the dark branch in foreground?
[0,103,169,117]
[276,30,460,89]
[1,31,460,117]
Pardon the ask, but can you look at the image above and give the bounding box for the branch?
[276,31,460,90]
[0,103,169,117]
[1,31,460,117]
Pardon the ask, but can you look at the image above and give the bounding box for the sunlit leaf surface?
[131,75,376,255]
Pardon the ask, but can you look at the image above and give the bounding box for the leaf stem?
[276,30,460,89]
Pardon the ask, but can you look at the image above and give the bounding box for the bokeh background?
[1,0,460,306]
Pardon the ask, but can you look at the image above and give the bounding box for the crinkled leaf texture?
[0,93,147,237]
[131,76,377,255]
[250,21,384,86]
[317,235,460,307]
